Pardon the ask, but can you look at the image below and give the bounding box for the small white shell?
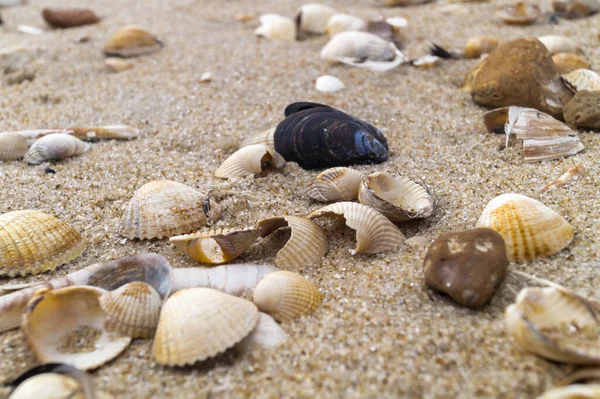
[315,75,345,92]
[255,14,296,41]
[236,312,289,353]
[325,14,365,37]
[215,144,279,178]
[0,132,29,161]
[562,68,600,92]
[537,35,583,55]
[24,133,90,165]
[296,3,337,34]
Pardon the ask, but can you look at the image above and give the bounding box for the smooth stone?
[564,90,600,129]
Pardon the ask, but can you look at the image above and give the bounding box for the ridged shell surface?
[307,167,364,202]
[236,312,289,353]
[476,193,574,262]
[24,133,90,165]
[0,132,28,161]
[0,210,86,277]
[104,25,163,57]
[562,68,600,92]
[325,14,365,37]
[215,144,276,178]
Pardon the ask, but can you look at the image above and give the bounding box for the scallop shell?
[8,373,113,399]
[22,286,132,370]
[252,271,322,322]
[118,180,208,240]
[538,35,583,55]
[152,288,259,366]
[99,281,162,338]
[563,69,600,92]
[307,167,365,202]
[308,201,405,254]
[215,144,278,178]
[358,172,434,221]
[539,384,600,399]
[169,227,261,265]
[505,286,600,365]
[0,132,28,160]
[42,8,100,29]
[476,193,573,262]
[236,312,288,353]
[254,14,296,41]
[0,210,86,277]
[257,216,328,268]
[103,25,163,57]
[464,36,501,59]
[315,75,345,92]
[24,133,90,165]
[325,13,365,37]
[497,2,541,24]
[552,52,591,75]
[295,3,337,35]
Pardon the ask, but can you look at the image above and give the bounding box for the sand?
[0,0,599,397]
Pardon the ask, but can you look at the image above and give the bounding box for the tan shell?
[119,180,207,240]
[257,216,328,268]
[252,271,322,322]
[152,288,259,366]
[308,201,404,254]
[22,286,132,370]
[236,312,289,353]
[105,57,133,73]
[8,373,113,399]
[254,14,296,41]
[464,36,502,59]
[358,172,434,222]
[538,35,583,55]
[563,68,600,92]
[497,2,541,24]
[24,133,90,165]
[552,52,591,75]
[325,13,365,37]
[215,144,278,179]
[476,193,574,262]
[169,227,261,265]
[104,25,163,57]
[307,167,364,202]
[99,281,162,338]
[0,132,29,161]
[505,286,600,365]
[0,210,86,277]
[539,384,600,399]
[296,4,337,34]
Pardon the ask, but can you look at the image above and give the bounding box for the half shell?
[295,3,337,35]
[103,25,163,57]
[325,13,365,37]
[308,201,405,254]
[476,193,574,262]
[152,288,259,366]
[497,2,541,24]
[0,210,86,277]
[538,35,583,55]
[22,286,132,370]
[552,52,591,75]
[562,69,600,92]
[252,271,322,322]
[24,133,90,165]
[307,167,364,202]
[215,144,278,178]
[0,132,28,161]
[118,180,208,240]
[254,14,296,41]
[8,373,112,399]
[236,312,289,353]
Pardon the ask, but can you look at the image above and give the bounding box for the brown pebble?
[423,228,508,309]
[42,8,100,29]
[564,90,600,129]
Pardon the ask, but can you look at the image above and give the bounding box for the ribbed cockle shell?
[307,167,364,202]
[24,133,90,165]
[0,132,28,161]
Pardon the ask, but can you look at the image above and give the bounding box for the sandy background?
[0,0,599,397]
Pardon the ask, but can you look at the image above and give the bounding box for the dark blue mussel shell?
[275,102,389,169]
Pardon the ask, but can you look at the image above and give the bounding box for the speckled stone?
[564,90,600,129]
[423,228,508,309]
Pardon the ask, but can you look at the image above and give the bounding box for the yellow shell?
[552,52,591,75]
[152,288,259,366]
[476,193,574,262]
[308,201,405,254]
[0,132,28,161]
[215,144,278,179]
[119,180,207,240]
[307,167,364,202]
[0,210,86,277]
[464,36,501,59]
[103,25,163,58]
[169,227,260,265]
[562,68,600,92]
[99,281,162,338]
[252,271,322,322]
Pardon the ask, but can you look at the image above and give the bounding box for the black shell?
[274,102,388,169]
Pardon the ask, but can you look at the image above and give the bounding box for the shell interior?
[307,167,364,202]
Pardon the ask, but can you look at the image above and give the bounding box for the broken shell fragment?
[295,3,337,35]
[308,201,404,254]
[22,286,132,370]
[358,172,434,221]
[152,288,259,366]
[257,216,328,268]
[552,0,600,18]
[315,75,345,92]
[24,133,90,165]
[564,90,600,129]
[236,312,289,353]
[476,193,574,262]
[505,286,600,364]
[540,163,584,193]
[538,35,583,55]
[464,36,501,59]
[215,144,278,178]
[5,125,139,143]
[0,210,86,277]
[252,271,322,322]
[552,52,591,74]
[105,57,132,72]
[497,2,541,24]
[307,167,364,202]
[119,180,208,240]
[0,132,28,160]
[169,227,261,265]
[42,8,99,28]
[562,69,600,93]
[255,14,296,41]
[325,13,365,37]
[104,25,163,58]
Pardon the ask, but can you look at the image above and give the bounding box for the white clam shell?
[562,68,600,92]
[296,3,337,34]
[255,14,296,41]
[537,35,583,55]
[24,133,90,165]
[315,75,345,92]
[325,13,365,37]
[0,132,29,161]
[236,312,289,353]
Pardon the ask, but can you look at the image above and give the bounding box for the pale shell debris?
[296,3,337,35]
[236,312,289,353]
[105,57,132,72]
[255,14,296,41]
[315,75,345,92]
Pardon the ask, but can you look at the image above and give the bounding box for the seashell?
[562,69,600,93]
[7,363,98,399]
[540,163,584,193]
[539,384,600,399]
[118,180,208,240]
[307,167,365,202]
[411,55,440,68]
[295,3,337,35]
[0,210,86,277]
[252,271,322,322]
[384,0,434,5]
[0,132,28,160]
[358,172,434,221]
[42,8,99,28]
[99,281,162,338]
[505,286,600,364]
[103,25,163,58]
[254,14,296,41]
[22,286,132,370]
[257,216,328,268]
[325,13,365,37]
[244,127,276,148]
[24,133,90,165]
[170,227,261,265]
[105,57,132,72]
[552,52,591,74]
[476,193,574,262]
[152,288,259,366]
[67,125,139,140]
[315,75,345,92]
[274,102,388,169]
[464,36,502,59]
[537,35,583,55]
[215,144,279,178]
[308,201,405,254]
[236,312,289,353]
[497,2,541,24]
[320,31,407,71]
[564,90,600,129]
[552,0,600,18]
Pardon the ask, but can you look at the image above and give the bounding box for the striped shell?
[152,288,259,366]
[476,193,573,262]
[0,210,86,277]
[0,132,28,161]
[552,52,591,75]
[254,14,296,41]
[307,167,364,202]
[215,144,278,179]
[236,312,288,353]
[103,25,163,57]
[119,180,207,240]
[562,69,600,92]
[24,133,90,165]
[308,201,405,254]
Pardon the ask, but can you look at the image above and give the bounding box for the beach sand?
[0,0,599,397]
